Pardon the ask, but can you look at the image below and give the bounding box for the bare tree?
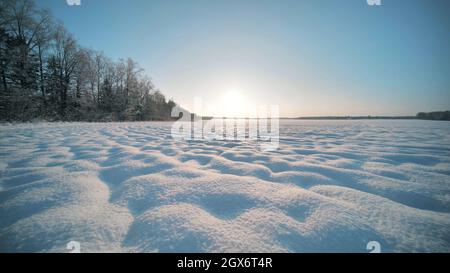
[49,24,80,118]
[0,0,177,122]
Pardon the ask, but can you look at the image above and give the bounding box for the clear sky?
[36,0,450,117]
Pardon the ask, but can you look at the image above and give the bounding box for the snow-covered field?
[0,120,449,253]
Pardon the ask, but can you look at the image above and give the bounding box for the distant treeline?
[289,112,450,121]
[290,116,416,120]
[416,111,450,121]
[0,0,176,122]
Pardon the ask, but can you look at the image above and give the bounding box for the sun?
[216,89,250,118]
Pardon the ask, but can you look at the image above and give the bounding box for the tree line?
[416,111,450,121]
[0,0,176,122]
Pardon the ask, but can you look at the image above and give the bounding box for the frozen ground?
[0,120,449,253]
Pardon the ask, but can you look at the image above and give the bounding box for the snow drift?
[0,120,449,252]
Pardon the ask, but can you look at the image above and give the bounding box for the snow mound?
[0,120,449,252]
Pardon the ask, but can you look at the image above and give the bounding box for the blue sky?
[36,0,450,117]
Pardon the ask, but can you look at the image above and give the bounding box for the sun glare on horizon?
[212,89,254,118]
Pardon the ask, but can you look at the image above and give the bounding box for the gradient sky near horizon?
[36,0,450,117]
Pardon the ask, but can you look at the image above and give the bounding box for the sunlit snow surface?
[0,120,449,252]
